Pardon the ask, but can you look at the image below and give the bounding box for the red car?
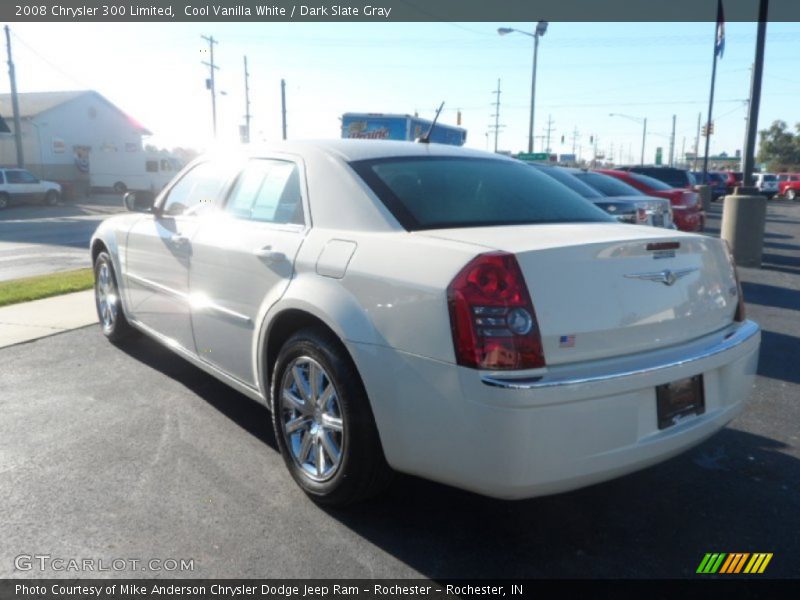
[597,169,705,232]
[778,173,800,200]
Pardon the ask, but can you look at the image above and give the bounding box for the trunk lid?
[419,223,738,365]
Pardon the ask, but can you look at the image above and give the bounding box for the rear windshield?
[530,165,603,199]
[626,171,674,191]
[762,174,777,182]
[632,167,691,188]
[573,171,643,197]
[350,157,613,230]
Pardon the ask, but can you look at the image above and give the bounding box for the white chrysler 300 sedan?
[90,140,760,505]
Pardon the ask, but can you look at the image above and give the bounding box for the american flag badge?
[559,335,576,348]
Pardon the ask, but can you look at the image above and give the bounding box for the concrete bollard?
[695,185,711,211]
[720,188,767,268]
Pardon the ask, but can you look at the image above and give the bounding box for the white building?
[0,90,151,196]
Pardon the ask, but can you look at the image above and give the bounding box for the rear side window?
[573,171,643,197]
[350,157,613,230]
[225,160,304,225]
[532,166,602,199]
[627,172,674,191]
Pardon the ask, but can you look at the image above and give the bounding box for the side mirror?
[123,191,155,212]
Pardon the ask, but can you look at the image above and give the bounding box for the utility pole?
[4,26,23,167]
[681,136,686,167]
[693,112,701,171]
[489,78,503,153]
[742,3,767,190]
[201,34,219,138]
[280,79,287,140]
[242,55,251,143]
[592,134,599,167]
[669,114,676,167]
[570,127,580,155]
[543,114,555,153]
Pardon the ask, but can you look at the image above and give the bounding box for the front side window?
[225,160,304,225]
[161,161,229,216]
[6,170,37,184]
[351,157,612,231]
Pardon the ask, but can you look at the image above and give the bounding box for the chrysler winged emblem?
[624,267,698,286]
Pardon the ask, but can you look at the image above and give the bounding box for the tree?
[757,120,800,171]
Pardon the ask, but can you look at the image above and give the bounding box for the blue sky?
[5,20,799,163]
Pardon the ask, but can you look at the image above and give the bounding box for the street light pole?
[610,113,647,166]
[528,32,540,154]
[498,22,548,154]
[641,118,647,166]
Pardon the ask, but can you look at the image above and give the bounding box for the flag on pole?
[716,0,726,58]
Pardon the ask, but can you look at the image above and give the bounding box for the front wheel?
[44,190,59,206]
[94,251,135,343]
[0,193,8,209]
[787,189,797,201]
[271,328,392,506]
[113,181,127,194]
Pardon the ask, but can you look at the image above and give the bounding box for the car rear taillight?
[447,252,545,370]
[723,241,746,322]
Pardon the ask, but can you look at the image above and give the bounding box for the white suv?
[754,173,778,198]
[0,168,62,209]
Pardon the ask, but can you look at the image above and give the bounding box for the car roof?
[207,139,510,163]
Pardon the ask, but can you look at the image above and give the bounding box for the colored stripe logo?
[697,553,773,574]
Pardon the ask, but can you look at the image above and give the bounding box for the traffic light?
[709,121,715,135]
[457,110,462,126]
[561,135,565,143]
[701,125,708,137]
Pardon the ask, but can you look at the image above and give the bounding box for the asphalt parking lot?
[0,194,125,281]
[1,200,798,579]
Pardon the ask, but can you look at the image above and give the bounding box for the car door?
[123,160,233,353]
[189,158,308,386]
[4,169,38,204]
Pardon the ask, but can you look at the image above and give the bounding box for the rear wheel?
[0,193,8,209]
[113,181,127,194]
[94,251,135,343]
[272,328,392,505]
[44,190,59,206]
[787,189,797,201]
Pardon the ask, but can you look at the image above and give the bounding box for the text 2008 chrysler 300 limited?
[90,140,760,505]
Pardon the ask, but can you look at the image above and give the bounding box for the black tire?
[271,327,392,506]
[113,182,127,193]
[93,251,136,343]
[0,193,8,210]
[44,190,59,206]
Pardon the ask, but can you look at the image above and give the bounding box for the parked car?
[722,171,744,194]
[617,166,696,190]
[91,141,760,505]
[529,163,673,228]
[753,173,779,198]
[597,169,705,232]
[778,173,800,200]
[0,168,62,209]
[691,171,728,200]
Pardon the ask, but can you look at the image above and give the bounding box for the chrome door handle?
[254,246,287,262]
[170,234,189,244]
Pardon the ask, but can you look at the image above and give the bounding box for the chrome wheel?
[280,356,344,482]
[95,260,119,332]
